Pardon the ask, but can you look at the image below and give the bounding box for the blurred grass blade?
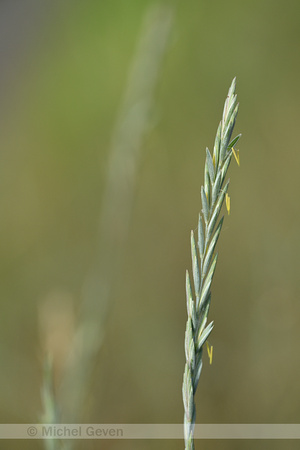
[54,2,175,428]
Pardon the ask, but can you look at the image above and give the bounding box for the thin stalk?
[40,356,68,450]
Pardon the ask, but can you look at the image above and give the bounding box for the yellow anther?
[206,341,213,365]
[232,147,240,166]
[226,193,230,215]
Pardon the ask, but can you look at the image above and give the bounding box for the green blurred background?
[1,1,300,449]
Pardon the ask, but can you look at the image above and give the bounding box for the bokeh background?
[1,1,300,449]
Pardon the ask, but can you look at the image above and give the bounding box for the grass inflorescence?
[182,78,241,450]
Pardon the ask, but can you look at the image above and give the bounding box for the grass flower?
[182,78,241,450]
